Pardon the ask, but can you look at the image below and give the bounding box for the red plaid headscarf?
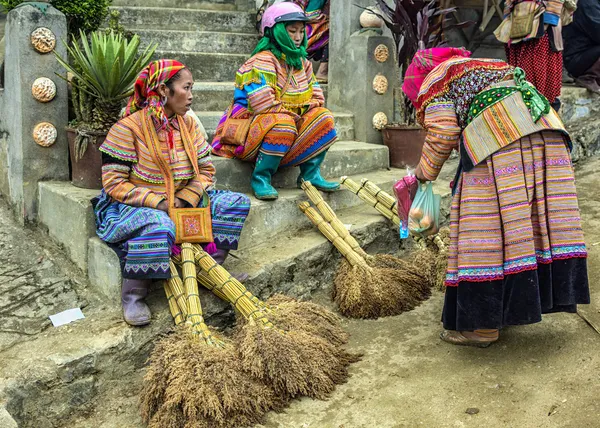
[124,59,187,131]
[402,47,471,106]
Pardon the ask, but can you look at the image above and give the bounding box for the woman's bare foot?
[315,62,328,83]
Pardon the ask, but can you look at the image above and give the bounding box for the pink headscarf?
[402,47,471,106]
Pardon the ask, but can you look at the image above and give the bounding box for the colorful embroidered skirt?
[505,33,563,104]
[443,131,589,331]
[92,189,250,279]
[212,106,337,167]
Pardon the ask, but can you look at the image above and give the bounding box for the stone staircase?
[37,0,412,310]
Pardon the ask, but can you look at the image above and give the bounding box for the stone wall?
[0,4,69,222]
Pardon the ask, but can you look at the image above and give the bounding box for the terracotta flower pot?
[66,127,106,189]
[382,125,427,168]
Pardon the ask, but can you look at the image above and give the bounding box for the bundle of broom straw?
[299,181,432,319]
[142,243,359,427]
[341,176,450,289]
[192,246,360,399]
[141,244,281,428]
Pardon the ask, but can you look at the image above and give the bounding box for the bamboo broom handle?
[168,260,189,319]
[164,280,185,325]
[432,234,446,252]
[192,246,274,329]
[341,177,400,226]
[181,243,219,346]
[298,201,371,269]
[360,178,399,217]
[300,181,369,259]
[188,246,270,312]
[197,265,269,312]
[173,253,230,303]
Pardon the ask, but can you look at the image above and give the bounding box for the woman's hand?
[157,197,186,212]
[414,165,428,183]
[157,200,169,212]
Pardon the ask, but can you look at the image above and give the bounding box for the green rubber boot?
[297,150,340,192]
[251,152,282,200]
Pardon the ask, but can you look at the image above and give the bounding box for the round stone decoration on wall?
[372,74,388,95]
[374,44,389,63]
[372,112,388,130]
[33,122,58,147]
[360,7,383,28]
[31,27,56,54]
[32,77,57,102]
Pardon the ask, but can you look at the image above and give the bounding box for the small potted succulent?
[373,0,471,168]
[55,29,156,188]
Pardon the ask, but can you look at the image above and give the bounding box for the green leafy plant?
[1,0,112,35]
[55,29,157,159]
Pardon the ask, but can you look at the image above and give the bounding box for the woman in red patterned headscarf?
[404,48,589,347]
[92,60,251,326]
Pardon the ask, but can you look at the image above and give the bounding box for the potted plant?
[373,0,471,168]
[55,29,156,188]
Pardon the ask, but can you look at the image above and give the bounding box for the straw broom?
[193,246,360,400]
[141,244,283,428]
[186,248,349,347]
[299,201,431,319]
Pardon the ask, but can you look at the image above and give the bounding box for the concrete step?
[198,108,353,142]
[154,50,247,82]
[112,0,238,9]
[136,29,259,54]
[113,6,256,32]
[37,141,383,271]
[213,140,384,191]
[191,82,329,112]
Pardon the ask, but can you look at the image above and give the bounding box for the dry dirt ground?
[4,158,600,428]
[255,157,600,428]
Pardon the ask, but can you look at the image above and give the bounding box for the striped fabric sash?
[460,78,568,172]
[466,68,550,126]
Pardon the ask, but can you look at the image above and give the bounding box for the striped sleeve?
[101,157,165,208]
[417,101,461,181]
[175,116,216,207]
[99,120,138,162]
[100,121,165,208]
[544,0,564,25]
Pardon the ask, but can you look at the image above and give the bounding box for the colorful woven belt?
[466,67,551,125]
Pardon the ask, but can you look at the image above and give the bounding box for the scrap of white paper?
[49,308,85,327]
[344,224,352,231]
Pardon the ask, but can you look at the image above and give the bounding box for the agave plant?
[55,29,157,159]
[372,0,472,124]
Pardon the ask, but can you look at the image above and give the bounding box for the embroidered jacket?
[99,110,215,208]
[233,51,325,116]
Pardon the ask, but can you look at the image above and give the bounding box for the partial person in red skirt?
[495,0,574,111]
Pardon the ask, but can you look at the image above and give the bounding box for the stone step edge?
[134,28,258,37]
[111,5,253,14]
[87,201,410,305]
